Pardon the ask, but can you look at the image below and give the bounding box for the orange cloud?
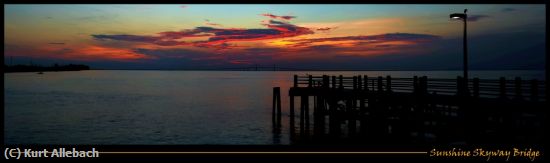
[35,45,151,61]
[229,60,252,65]
[71,46,152,61]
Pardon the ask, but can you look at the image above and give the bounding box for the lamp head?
[450,13,466,20]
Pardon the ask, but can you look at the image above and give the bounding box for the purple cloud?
[467,15,490,22]
[501,8,516,12]
[48,42,65,45]
[92,15,314,48]
[285,33,441,47]
[260,13,296,20]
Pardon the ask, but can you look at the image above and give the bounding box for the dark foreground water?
[4,70,544,145]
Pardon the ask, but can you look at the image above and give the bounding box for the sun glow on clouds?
[35,45,152,61]
[76,46,152,60]
[89,14,440,63]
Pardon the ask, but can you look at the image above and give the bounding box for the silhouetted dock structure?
[274,75,546,145]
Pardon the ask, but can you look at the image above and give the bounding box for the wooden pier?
[276,75,546,145]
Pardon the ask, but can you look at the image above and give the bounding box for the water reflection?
[4,70,544,145]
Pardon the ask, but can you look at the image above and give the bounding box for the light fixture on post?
[450,9,469,95]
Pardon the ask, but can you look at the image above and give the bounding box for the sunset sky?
[4,4,545,70]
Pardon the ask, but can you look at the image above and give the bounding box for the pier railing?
[278,74,546,144]
[293,75,546,101]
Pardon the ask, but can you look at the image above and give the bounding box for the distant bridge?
[217,65,323,71]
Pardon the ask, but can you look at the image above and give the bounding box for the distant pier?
[274,75,546,145]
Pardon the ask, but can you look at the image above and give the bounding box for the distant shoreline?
[4,64,90,73]
[4,70,90,73]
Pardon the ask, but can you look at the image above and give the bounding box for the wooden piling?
[360,75,368,135]
[329,98,340,137]
[323,75,330,89]
[305,96,310,136]
[358,75,363,91]
[457,76,465,96]
[300,96,306,137]
[417,76,428,142]
[386,76,392,92]
[313,94,318,135]
[332,76,336,89]
[317,95,326,136]
[294,75,298,88]
[515,77,522,100]
[420,76,428,95]
[347,97,356,135]
[339,75,343,89]
[351,75,358,135]
[276,89,281,127]
[473,78,479,98]
[315,76,328,136]
[499,77,507,99]
[531,79,538,101]
[289,95,295,139]
[272,87,281,128]
[377,76,383,92]
[364,75,369,91]
[308,75,313,88]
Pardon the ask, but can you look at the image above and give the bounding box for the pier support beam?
[300,96,305,137]
[473,78,479,98]
[289,95,295,140]
[272,87,281,128]
[515,77,523,100]
[305,96,310,137]
[530,79,539,101]
[499,77,507,99]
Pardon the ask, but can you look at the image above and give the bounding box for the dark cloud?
[157,30,210,39]
[206,22,223,27]
[266,20,287,25]
[205,19,223,27]
[92,34,187,46]
[286,33,441,47]
[316,27,337,32]
[92,15,314,48]
[133,48,207,59]
[244,47,285,53]
[307,45,342,51]
[260,13,296,20]
[501,8,516,12]
[48,42,65,45]
[203,19,313,44]
[229,60,252,65]
[467,15,490,22]
[92,34,158,42]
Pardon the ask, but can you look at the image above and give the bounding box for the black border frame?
[2,0,548,161]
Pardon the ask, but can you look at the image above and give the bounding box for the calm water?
[4,70,544,145]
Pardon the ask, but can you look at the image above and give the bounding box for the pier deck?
[276,75,546,144]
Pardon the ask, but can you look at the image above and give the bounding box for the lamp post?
[450,9,469,94]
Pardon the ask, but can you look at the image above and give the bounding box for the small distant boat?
[37,72,44,74]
